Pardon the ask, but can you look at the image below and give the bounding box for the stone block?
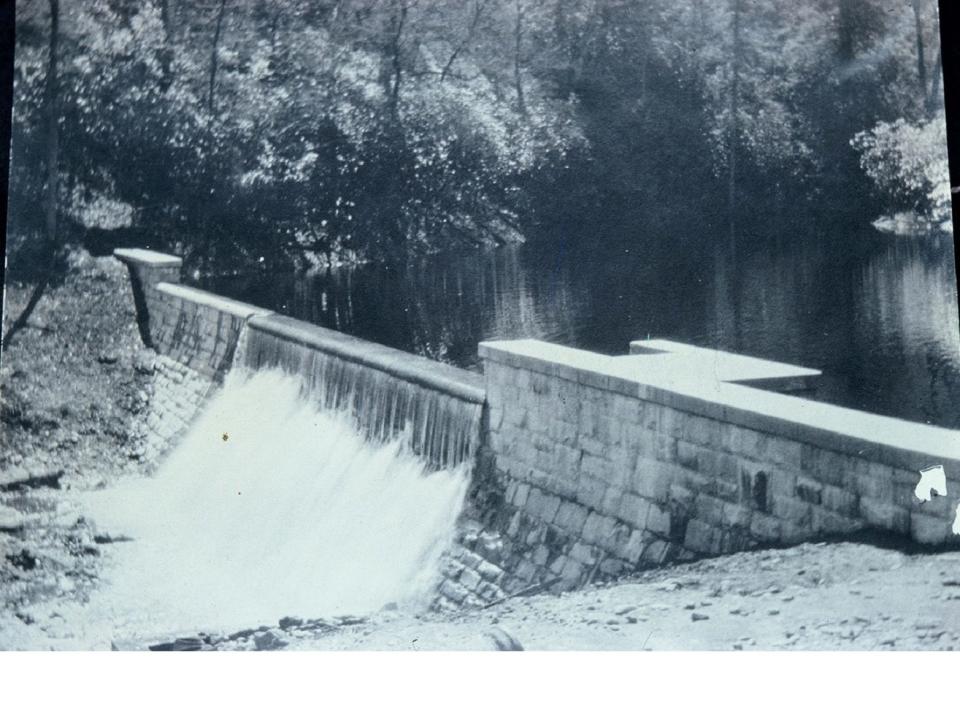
[440,580,470,604]
[554,501,590,535]
[532,544,551,566]
[581,452,612,479]
[693,494,727,527]
[722,425,769,460]
[515,560,538,583]
[568,541,597,565]
[795,478,823,505]
[859,497,909,534]
[684,519,721,554]
[749,513,781,543]
[599,558,627,577]
[681,415,724,448]
[645,502,672,537]
[582,512,618,548]
[459,567,482,592]
[654,434,678,462]
[676,440,699,469]
[855,468,895,502]
[615,492,651,528]
[640,538,670,566]
[800,445,845,486]
[810,507,863,536]
[768,468,797,500]
[820,484,858,517]
[600,486,624,516]
[765,437,803,469]
[559,558,585,587]
[477,560,504,583]
[656,406,684,438]
[615,529,648,564]
[632,458,673,502]
[770,495,812,527]
[576,474,608,509]
[910,512,955,545]
[549,420,579,446]
[721,502,752,528]
[668,483,695,511]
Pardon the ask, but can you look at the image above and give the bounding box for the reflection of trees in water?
[273,246,590,369]
[203,231,960,428]
[856,237,960,426]
[701,234,960,427]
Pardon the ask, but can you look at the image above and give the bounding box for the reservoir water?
[201,229,960,429]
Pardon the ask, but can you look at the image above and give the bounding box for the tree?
[4,0,60,351]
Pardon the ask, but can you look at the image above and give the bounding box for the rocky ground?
[1,250,958,651]
[1,249,155,643]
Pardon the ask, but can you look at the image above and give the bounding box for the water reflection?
[202,231,960,428]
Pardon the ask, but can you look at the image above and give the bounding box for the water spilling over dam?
[83,368,471,634]
[241,318,484,468]
[72,248,959,645]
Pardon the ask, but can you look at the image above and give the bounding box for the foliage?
[852,109,951,225]
[6,0,949,274]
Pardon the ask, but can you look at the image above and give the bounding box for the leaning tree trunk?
[3,0,60,352]
[513,0,526,116]
[727,0,741,235]
[208,0,227,114]
[912,0,927,96]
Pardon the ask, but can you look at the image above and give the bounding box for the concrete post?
[114,248,183,348]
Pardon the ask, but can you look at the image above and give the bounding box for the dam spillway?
[82,366,471,634]
[107,247,960,629]
[240,314,484,468]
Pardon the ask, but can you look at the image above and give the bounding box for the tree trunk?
[727,0,741,228]
[911,0,927,95]
[513,0,526,116]
[208,0,227,114]
[440,0,487,83]
[927,45,942,113]
[4,0,60,352]
[158,0,174,89]
[388,0,407,115]
[44,0,59,253]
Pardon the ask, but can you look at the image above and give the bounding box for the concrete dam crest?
[110,247,960,620]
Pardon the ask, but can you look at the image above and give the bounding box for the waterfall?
[81,367,472,637]
[239,320,485,469]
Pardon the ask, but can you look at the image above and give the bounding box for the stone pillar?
[113,248,183,348]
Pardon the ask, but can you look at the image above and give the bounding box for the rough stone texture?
[134,355,216,467]
[433,522,509,611]
[115,250,268,467]
[477,342,960,594]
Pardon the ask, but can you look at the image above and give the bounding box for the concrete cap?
[156,282,273,320]
[628,339,821,383]
[113,248,183,266]
[478,338,960,468]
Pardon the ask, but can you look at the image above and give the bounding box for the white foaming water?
[81,368,470,637]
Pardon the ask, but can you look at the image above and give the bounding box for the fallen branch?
[481,576,561,609]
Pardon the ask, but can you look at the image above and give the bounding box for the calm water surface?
[201,230,960,429]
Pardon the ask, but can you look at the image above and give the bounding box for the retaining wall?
[479,340,960,592]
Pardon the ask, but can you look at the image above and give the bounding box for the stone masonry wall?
[115,250,269,467]
[478,340,960,594]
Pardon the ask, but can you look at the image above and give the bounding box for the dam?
[108,247,960,624]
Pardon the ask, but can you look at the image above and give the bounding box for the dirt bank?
[1,250,153,637]
[275,541,960,651]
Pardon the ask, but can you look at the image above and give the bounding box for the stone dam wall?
[115,248,960,608]
[477,340,960,595]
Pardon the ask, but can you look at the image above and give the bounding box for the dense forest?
[5,0,951,276]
